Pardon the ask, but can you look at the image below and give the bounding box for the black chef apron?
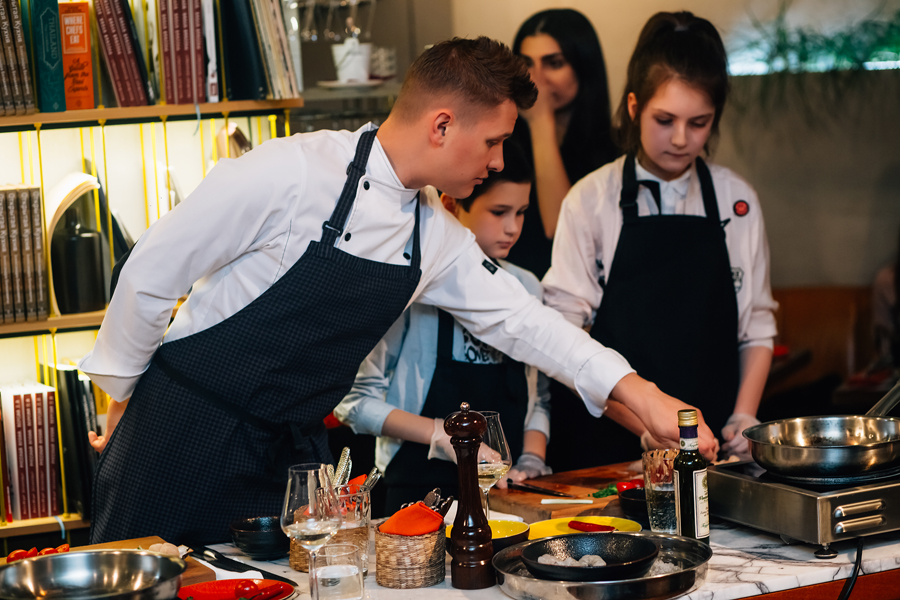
[91,129,423,545]
[547,155,739,470]
[382,308,527,514]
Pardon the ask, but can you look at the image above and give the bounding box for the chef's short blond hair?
[392,37,536,123]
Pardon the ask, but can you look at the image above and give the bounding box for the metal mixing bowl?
[0,550,186,600]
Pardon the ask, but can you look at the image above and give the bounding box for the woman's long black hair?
[513,9,618,182]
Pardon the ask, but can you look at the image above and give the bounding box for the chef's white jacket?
[335,257,551,472]
[543,155,778,350]
[79,125,633,416]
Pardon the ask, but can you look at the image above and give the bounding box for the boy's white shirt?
[335,250,550,472]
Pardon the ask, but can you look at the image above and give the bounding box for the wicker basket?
[374,524,446,589]
[290,526,368,572]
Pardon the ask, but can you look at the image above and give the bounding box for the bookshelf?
[0,310,106,340]
[0,99,306,132]
[0,513,90,539]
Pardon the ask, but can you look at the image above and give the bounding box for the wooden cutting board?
[0,535,216,586]
[488,461,642,524]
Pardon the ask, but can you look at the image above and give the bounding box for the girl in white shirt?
[543,11,778,464]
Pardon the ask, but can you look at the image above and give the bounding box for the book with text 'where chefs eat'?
[59,1,94,109]
[26,0,66,112]
[0,386,27,520]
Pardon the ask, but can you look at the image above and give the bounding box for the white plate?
[317,80,384,89]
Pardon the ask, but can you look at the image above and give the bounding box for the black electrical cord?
[836,537,865,600]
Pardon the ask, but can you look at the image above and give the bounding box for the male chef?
[80,37,716,545]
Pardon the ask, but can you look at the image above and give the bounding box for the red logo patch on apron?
[733,200,749,217]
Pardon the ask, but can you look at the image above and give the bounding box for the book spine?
[6,191,25,323]
[109,0,147,104]
[22,391,38,519]
[33,390,48,518]
[7,0,35,112]
[173,0,186,103]
[0,409,12,522]
[16,189,36,322]
[158,0,176,103]
[200,0,217,101]
[116,0,153,104]
[0,7,12,115]
[0,0,25,113]
[94,0,130,106]
[59,2,94,109]
[0,193,12,324]
[29,188,48,320]
[45,389,60,515]
[31,0,64,112]
[13,393,28,519]
[189,0,203,102]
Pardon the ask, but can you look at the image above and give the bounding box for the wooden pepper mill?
[446,402,494,589]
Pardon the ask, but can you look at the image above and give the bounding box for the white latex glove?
[427,417,456,463]
[509,452,552,481]
[720,413,760,460]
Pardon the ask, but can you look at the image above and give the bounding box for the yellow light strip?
[210,118,217,163]
[268,114,277,139]
[89,128,102,233]
[33,337,40,381]
[256,116,263,146]
[140,124,150,228]
[283,109,291,137]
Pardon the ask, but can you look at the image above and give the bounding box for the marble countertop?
[207,520,900,600]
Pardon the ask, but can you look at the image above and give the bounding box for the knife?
[190,546,297,586]
[505,480,578,498]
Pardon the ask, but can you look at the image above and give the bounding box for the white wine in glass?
[281,463,342,600]
[477,411,511,520]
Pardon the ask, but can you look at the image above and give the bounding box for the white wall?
[450,0,900,288]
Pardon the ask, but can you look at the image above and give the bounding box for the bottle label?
[694,468,710,538]
[680,436,699,451]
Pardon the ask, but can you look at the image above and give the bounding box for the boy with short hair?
[336,141,553,512]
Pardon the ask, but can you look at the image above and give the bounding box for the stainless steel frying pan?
[743,379,900,478]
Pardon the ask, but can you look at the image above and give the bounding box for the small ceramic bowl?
[229,516,290,560]
[446,519,530,556]
[520,532,659,582]
[617,487,650,529]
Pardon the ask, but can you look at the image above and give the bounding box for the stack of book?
[0,368,102,522]
[0,185,49,323]
[1,0,302,113]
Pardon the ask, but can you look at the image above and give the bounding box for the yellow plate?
[527,516,641,539]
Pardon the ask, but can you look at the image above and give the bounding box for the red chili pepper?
[250,584,293,600]
[25,547,38,559]
[56,544,70,553]
[629,478,645,488]
[568,520,616,533]
[39,548,59,556]
[615,481,637,494]
[6,549,27,563]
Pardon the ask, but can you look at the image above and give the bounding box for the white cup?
[331,39,373,83]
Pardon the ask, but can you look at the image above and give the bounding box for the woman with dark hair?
[506,9,618,279]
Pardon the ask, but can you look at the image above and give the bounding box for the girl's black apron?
[548,155,739,470]
[382,308,527,514]
[91,130,423,545]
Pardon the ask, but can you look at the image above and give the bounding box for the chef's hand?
[639,429,669,451]
[611,374,717,462]
[720,413,760,460]
[427,417,457,463]
[88,397,129,454]
[497,452,553,489]
[519,74,554,126]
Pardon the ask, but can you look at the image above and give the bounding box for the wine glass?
[477,411,512,520]
[281,463,343,600]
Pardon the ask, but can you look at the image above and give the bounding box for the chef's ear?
[429,110,453,146]
[627,92,639,121]
[440,192,461,218]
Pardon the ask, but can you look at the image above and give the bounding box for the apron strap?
[321,129,379,245]
[436,308,455,362]
[694,157,722,224]
[409,193,422,272]
[619,154,641,225]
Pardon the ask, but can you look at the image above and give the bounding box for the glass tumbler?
[642,449,679,534]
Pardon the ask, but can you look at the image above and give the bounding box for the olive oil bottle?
[673,409,709,544]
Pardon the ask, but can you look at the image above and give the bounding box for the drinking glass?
[477,411,511,520]
[281,463,343,600]
[643,449,679,534]
[313,543,364,600]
